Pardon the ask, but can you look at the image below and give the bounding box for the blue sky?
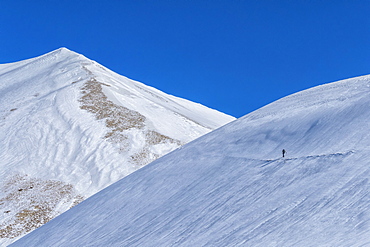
[1,1,370,118]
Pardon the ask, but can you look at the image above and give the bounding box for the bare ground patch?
[0,174,83,239]
[79,79,145,150]
[79,78,183,166]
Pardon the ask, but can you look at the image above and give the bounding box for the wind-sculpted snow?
[0,48,235,245]
[11,73,370,246]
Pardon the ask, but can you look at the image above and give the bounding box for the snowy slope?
[0,48,235,245]
[11,74,370,246]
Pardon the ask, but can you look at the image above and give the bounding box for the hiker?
[282,149,286,158]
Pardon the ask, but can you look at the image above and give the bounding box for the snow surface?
[11,74,370,246]
[0,48,234,245]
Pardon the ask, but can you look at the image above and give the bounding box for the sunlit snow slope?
[12,74,370,247]
[0,48,235,245]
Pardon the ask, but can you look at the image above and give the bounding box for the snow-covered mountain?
[11,74,370,246]
[0,48,235,245]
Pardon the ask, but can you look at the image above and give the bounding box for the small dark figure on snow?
[282,149,286,158]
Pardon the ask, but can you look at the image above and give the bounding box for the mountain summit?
[11,74,370,246]
[0,48,235,245]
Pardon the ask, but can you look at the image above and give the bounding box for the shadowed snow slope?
[11,74,370,246]
[0,48,234,245]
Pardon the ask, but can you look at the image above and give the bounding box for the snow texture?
[0,48,234,245]
[11,73,370,246]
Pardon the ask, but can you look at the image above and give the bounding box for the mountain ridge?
[10,72,370,246]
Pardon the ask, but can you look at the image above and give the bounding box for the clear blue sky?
[1,1,370,118]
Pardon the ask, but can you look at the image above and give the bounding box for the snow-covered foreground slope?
[12,74,370,247]
[0,48,235,245]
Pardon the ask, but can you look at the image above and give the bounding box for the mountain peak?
[52,47,76,54]
[0,49,234,245]
[41,47,82,60]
